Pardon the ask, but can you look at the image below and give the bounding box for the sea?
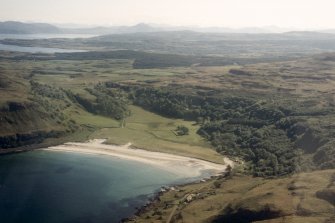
[0,33,95,53]
[0,150,196,223]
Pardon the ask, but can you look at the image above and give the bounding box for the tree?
[176,125,189,136]
[225,165,233,176]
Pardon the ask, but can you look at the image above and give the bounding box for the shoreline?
[44,139,233,179]
[3,139,234,222]
[43,139,234,222]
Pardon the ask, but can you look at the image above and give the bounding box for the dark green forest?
[97,82,335,176]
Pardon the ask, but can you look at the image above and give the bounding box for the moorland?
[1,31,335,222]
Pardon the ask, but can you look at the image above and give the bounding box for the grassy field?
[58,103,225,163]
[82,105,225,164]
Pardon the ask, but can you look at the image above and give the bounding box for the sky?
[0,0,335,29]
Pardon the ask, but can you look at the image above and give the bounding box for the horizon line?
[0,20,334,31]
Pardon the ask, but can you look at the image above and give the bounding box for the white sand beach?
[44,139,233,179]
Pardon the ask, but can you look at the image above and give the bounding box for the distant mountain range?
[1,21,335,35]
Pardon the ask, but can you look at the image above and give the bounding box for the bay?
[0,150,192,223]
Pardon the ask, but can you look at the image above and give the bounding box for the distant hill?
[319,29,335,34]
[2,21,335,37]
[282,31,335,39]
[0,21,163,35]
[60,24,290,35]
[0,21,61,34]
[62,23,161,35]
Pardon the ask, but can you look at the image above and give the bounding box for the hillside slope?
[0,66,76,150]
[129,169,335,223]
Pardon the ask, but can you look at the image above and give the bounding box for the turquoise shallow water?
[0,150,193,223]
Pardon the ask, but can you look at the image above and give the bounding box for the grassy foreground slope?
[129,170,335,223]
